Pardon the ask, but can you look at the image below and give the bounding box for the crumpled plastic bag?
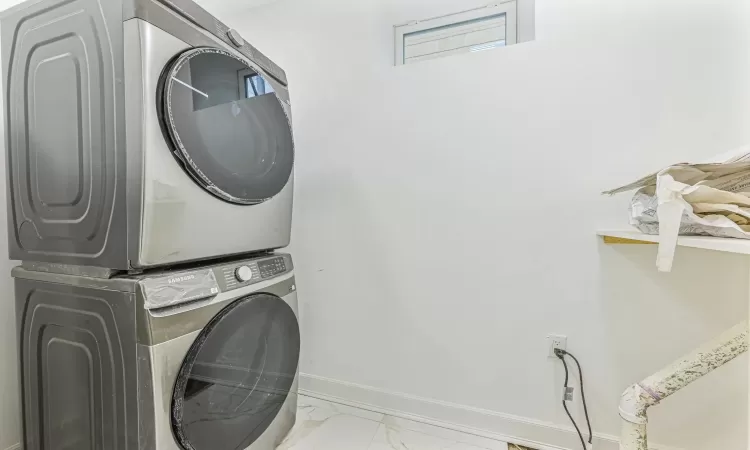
[605,148,750,272]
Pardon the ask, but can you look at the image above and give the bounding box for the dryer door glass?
[159,47,294,205]
[172,293,300,450]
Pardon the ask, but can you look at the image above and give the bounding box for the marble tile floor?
[280,395,536,450]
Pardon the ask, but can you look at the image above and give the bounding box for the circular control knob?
[235,265,253,282]
[227,29,245,47]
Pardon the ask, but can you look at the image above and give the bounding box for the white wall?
[227,0,750,448]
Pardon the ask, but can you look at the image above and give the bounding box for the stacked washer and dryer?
[1,0,300,449]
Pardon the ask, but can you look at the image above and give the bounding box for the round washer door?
[158,47,294,205]
[171,293,300,450]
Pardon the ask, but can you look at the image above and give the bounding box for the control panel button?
[258,257,287,278]
[227,29,245,47]
[235,265,253,282]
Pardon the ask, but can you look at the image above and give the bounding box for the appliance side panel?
[124,18,146,271]
[2,6,15,272]
[15,278,137,450]
[136,344,157,450]
[2,0,129,269]
[14,277,28,450]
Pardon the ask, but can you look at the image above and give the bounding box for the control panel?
[215,254,292,292]
[258,257,287,279]
[139,253,293,310]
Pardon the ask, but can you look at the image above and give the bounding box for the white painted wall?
[195,0,279,24]
[227,0,750,448]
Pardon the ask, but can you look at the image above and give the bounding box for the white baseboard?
[299,373,683,450]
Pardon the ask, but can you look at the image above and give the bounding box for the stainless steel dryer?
[2,0,295,270]
[13,253,300,450]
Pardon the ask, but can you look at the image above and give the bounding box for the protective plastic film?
[140,269,220,310]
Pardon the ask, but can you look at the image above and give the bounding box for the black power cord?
[554,348,593,450]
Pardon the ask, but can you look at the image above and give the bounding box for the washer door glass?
[172,293,300,450]
[159,47,294,205]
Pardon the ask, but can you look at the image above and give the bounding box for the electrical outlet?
[547,334,567,357]
[564,386,575,402]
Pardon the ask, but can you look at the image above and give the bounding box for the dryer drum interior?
[157,47,295,205]
[171,293,301,450]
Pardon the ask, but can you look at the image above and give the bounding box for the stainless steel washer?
[14,253,300,450]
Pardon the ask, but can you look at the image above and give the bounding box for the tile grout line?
[378,411,514,450]
[303,393,519,450]
[363,415,385,450]
[302,394,535,450]
[299,379,597,450]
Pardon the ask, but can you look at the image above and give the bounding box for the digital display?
[258,257,286,278]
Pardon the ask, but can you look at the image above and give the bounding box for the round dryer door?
[158,47,294,205]
[171,293,300,450]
